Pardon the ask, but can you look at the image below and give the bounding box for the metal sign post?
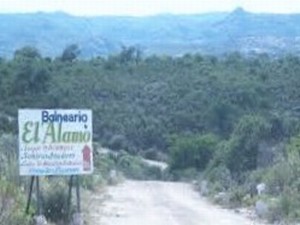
[76,175,81,213]
[25,176,35,214]
[66,175,82,224]
[36,177,42,215]
[67,175,74,219]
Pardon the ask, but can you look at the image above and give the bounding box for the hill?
[1,8,300,57]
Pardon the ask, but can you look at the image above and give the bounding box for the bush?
[221,115,271,179]
[0,178,31,225]
[80,174,106,191]
[108,134,128,151]
[266,188,300,223]
[171,167,198,181]
[116,151,164,180]
[262,161,291,194]
[143,148,159,160]
[0,116,12,134]
[169,134,218,171]
[204,164,232,191]
[0,134,31,224]
[0,134,20,185]
[42,178,69,223]
[228,185,247,208]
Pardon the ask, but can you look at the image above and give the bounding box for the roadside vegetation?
[1,45,300,223]
[0,133,157,224]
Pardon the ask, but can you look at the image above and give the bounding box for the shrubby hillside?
[1,46,300,222]
[1,46,300,153]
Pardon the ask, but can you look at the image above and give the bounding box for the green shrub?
[143,166,164,180]
[267,197,282,223]
[143,148,159,160]
[117,153,145,179]
[116,152,163,180]
[169,134,218,171]
[262,161,291,194]
[80,174,106,190]
[0,116,12,134]
[265,188,300,223]
[223,115,271,179]
[279,188,300,221]
[0,134,21,185]
[108,134,128,151]
[42,179,69,223]
[171,167,198,181]
[228,186,247,208]
[204,164,232,191]
[0,178,31,225]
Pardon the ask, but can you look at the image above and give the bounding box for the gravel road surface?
[86,180,264,225]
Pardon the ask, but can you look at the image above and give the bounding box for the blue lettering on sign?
[42,110,88,123]
[29,167,80,175]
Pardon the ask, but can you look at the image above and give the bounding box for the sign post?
[36,177,41,215]
[19,109,93,223]
[25,176,35,214]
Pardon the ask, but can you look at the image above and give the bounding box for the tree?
[61,44,80,62]
[118,46,142,64]
[14,46,41,60]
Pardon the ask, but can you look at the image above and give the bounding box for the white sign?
[18,109,93,176]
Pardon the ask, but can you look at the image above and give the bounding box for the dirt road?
[86,180,264,225]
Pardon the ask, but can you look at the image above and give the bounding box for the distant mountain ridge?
[1,8,300,57]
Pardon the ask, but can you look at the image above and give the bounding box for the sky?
[0,0,299,16]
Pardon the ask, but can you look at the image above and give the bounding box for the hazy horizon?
[0,0,299,16]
